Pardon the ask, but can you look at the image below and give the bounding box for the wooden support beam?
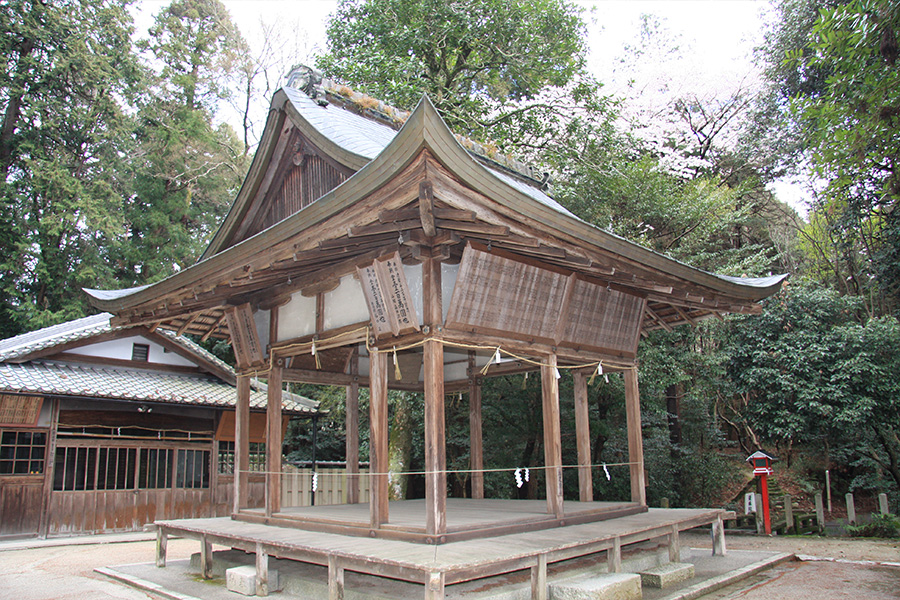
[369,350,389,528]
[422,255,446,536]
[266,361,283,517]
[573,370,593,503]
[425,571,445,600]
[645,305,673,332]
[468,353,484,500]
[424,339,447,536]
[201,534,213,579]
[419,181,437,237]
[156,528,167,568]
[669,523,681,562]
[234,375,251,513]
[328,555,344,600]
[610,536,622,573]
[712,515,727,556]
[540,355,564,519]
[346,350,360,504]
[256,543,269,596]
[531,554,548,600]
[623,368,646,506]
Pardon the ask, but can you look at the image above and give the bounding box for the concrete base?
[638,562,695,589]
[550,573,642,600]
[225,565,280,596]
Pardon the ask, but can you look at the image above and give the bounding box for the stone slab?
[549,573,642,600]
[225,565,280,596]
[639,562,694,589]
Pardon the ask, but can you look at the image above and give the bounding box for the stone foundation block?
[225,565,280,596]
[638,562,694,589]
[549,572,641,600]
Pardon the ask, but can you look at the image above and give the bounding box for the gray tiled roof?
[283,86,397,161]
[284,88,577,218]
[0,314,318,414]
[0,360,315,413]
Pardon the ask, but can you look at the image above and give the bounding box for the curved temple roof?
[86,83,786,339]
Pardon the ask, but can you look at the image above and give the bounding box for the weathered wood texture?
[235,376,251,513]
[369,351,389,527]
[623,369,646,506]
[266,364,283,517]
[540,357,564,519]
[156,506,732,597]
[345,351,360,504]
[467,353,484,500]
[281,467,370,508]
[423,340,446,536]
[573,371,593,503]
[446,246,644,357]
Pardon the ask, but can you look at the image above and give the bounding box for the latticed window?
[53,444,209,491]
[0,430,47,474]
[217,441,266,475]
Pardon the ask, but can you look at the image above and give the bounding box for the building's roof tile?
[0,360,316,413]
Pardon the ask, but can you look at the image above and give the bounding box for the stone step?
[549,572,642,600]
[638,562,695,589]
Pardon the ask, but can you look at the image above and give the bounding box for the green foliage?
[768,0,900,313]
[846,512,900,538]
[138,0,249,112]
[317,0,600,147]
[0,0,141,336]
[726,282,900,493]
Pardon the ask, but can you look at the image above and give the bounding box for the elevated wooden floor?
[237,498,645,544]
[155,504,731,600]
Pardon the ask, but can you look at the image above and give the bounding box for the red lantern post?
[747,451,774,535]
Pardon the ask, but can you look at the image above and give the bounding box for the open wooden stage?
[155,503,731,600]
[237,498,645,544]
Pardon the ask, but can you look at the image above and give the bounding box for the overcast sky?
[133,0,807,211]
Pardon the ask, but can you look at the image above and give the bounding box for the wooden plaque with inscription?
[357,252,420,338]
[225,303,266,369]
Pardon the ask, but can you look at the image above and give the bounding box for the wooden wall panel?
[447,246,643,356]
[562,279,644,354]
[0,477,43,536]
[446,247,566,342]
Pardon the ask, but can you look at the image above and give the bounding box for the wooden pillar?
[156,528,168,568]
[266,360,283,517]
[256,542,269,596]
[540,355,564,518]
[422,253,446,536]
[39,398,59,538]
[424,339,447,536]
[201,533,213,579]
[369,350,389,527]
[467,352,484,500]
[328,555,344,600]
[573,370,593,502]
[346,350,360,504]
[234,375,251,513]
[531,554,548,600]
[623,368,646,506]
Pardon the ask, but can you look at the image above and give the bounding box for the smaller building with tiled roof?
[0,314,319,539]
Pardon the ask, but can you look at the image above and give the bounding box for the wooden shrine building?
[86,67,786,597]
[0,313,318,539]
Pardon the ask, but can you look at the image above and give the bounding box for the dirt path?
[682,530,900,563]
[0,537,197,600]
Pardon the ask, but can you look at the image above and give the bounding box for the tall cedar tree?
[0,0,140,337]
